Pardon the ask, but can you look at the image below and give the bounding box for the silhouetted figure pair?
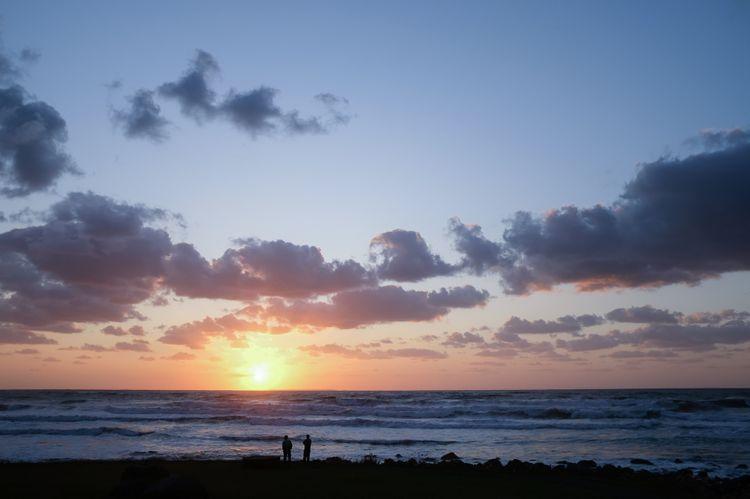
[282,435,292,462]
[281,435,312,463]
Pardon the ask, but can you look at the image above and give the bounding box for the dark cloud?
[101,325,127,336]
[261,285,489,330]
[501,314,603,335]
[452,139,750,294]
[219,86,279,133]
[448,218,508,274]
[128,325,146,336]
[608,350,678,359]
[114,339,151,352]
[370,230,456,282]
[0,192,173,328]
[158,50,219,121]
[300,343,447,360]
[111,89,170,142]
[147,50,351,139]
[165,239,375,301]
[684,309,750,325]
[441,331,487,348]
[555,319,750,354]
[0,85,79,196]
[0,325,56,344]
[687,127,750,151]
[606,306,682,324]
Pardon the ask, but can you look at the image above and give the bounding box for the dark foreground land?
[1,457,749,499]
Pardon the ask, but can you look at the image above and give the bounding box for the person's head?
[306,435,310,439]
[284,435,288,440]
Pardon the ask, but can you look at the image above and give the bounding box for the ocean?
[1,389,748,476]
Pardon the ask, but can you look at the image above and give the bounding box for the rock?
[481,458,503,470]
[577,460,597,468]
[697,470,709,479]
[324,457,347,464]
[505,459,531,473]
[440,452,460,461]
[674,458,683,464]
[142,475,209,499]
[630,458,654,465]
[736,464,748,470]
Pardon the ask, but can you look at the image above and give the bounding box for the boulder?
[577,460,597,469]
[630,458,654,465]
[440,452,460,461]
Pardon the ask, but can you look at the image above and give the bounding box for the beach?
[1,457,749,499]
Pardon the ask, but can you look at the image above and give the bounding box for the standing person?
[302,435,312,462]
[282,435,293,462]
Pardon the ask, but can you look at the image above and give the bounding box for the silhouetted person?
[302,435,312,462]
[282,435,293,462]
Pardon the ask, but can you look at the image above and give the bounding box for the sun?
[250,364,270,386]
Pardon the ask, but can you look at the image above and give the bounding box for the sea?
[1,389,749,476]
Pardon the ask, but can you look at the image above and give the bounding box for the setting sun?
[250,364,269,385]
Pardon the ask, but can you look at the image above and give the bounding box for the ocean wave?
[0,404,32,411]
[218,434,458,446]
[0,427,154,437]
[673,399,748,412]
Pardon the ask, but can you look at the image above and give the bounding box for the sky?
[0,0,749,390]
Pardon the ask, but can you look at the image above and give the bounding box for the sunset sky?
[1,0,749,390]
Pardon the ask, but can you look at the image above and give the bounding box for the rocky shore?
[1,454,748,498]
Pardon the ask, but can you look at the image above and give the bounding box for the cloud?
[299,343,447,360]
[608,349,678,359]
[0,85,79,196]
[451,138,750,294]
[501,314,603,335]
[152,49,347,138]
[158,50,219,121]
[441,331,487,348]
[0,192,173,328]
[158,313,285,350]
[111,89,170,141]
[15,348,39,354]
[165,239,375,301]
[114,339,151,352]
[0,325,57,344]
[261,285,489,329]
[684,309,749,324]
[687,127,750,151]
[605,306,682,324]
[370,229,456,282]
[555,319,750,354]
[448,218,508,274]
[128,325,146,336]
[101,325,127,336]
[162,352,195,361]
[19,48,40,64]
[314,92,353,125]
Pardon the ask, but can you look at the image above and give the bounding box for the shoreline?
[1,456,749,498]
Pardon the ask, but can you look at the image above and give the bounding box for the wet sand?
[1,457,748,498]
